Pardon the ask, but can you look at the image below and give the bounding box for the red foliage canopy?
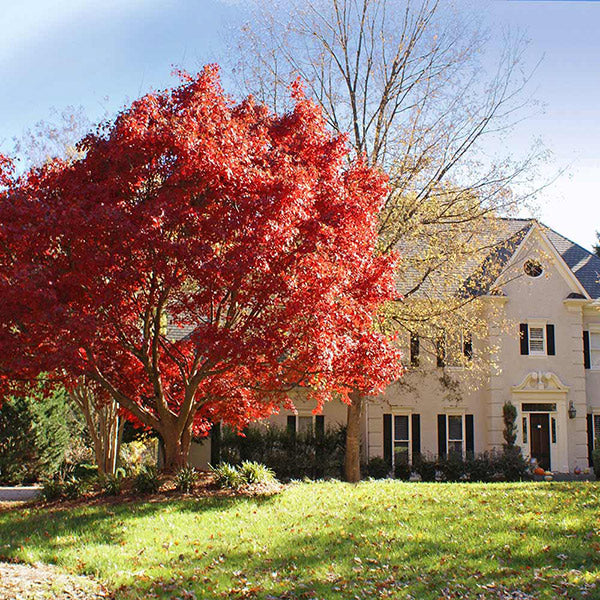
[0,66,402,466]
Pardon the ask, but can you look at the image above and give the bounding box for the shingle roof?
[543,225,600,299]
[396,217,600,300]
[167,218,600,342]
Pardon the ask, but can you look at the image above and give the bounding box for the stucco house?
[190,218,600,474]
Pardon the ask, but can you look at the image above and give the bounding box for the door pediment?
[511,371,569,394]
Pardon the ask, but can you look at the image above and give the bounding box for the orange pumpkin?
[533,467,545,476]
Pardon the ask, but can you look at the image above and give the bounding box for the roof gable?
[543,227,600,299]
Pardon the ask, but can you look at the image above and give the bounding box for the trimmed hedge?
[218,425,346,481]
[368,449,529,483]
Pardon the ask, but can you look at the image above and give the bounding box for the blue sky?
[1,0,598,250]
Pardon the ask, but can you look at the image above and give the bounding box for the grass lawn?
[0,480,599,599]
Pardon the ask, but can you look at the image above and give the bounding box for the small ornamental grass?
[101,471,125,496]
[211,461,277,490]
[239,461,276,484]
[133,466,160,495]
[174,465,197,493]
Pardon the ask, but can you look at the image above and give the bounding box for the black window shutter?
[546,324,555,356]
[287,415,296,434]
[437,414,447,458]
[410,333,420,367]
[519,323,529,355]
[210,422,221,465]
[436,337,446,368]
[383,414,392,467]
[465,414,474,456]
[411,414,421,458]
[315,415,325,437]
[463,333,473,360]
[584,331,591,369]
[588,413,594,467]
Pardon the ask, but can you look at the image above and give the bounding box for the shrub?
[119,438,158,475]
[101,473,123,496]
[63,476,88,499]
[133,466,160,494]
[503,402,518,449]
[464,453,492,482]
[239,461,275,484]
[40,478,66,502]
[211,461,279,490]
[211,462,244,489]
[72,463,99,483]
[219,425,345,481]
[40,475,88,501]
[367,457,390,479]
[496,447,529,481]
[174,465,197,493]
[412,455,437,482]
[437,454,466,482]
[394,460,411,481]
[0,385,80,485]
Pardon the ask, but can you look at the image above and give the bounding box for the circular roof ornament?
[524,259,543,278]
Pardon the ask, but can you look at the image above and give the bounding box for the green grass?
[1,481,599,599]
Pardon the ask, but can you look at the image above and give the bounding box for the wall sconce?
[568,401,577,419]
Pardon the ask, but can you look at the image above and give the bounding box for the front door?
[530,413,551,470]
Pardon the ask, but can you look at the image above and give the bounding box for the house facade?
[190,219,600,474]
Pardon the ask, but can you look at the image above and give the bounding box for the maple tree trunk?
[344,391,364,483]
[161,426,193,472]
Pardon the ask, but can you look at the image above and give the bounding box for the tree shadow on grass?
[0,482,598,600]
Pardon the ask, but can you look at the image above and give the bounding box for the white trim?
[511,371,570,395]
[588,329,600,370]
[486,222,590,299]
[390,412,413,467]
[445,413,466,459]
[535,224,591,299]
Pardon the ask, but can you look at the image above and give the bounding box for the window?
[522,403,557,412]
[529,326,545,354]
[410,333,420,367]
[591,331,600,369]
[522,417,528,444]
[436,336,446,368]
[447,415,464,456]
[447,332,473,368]
[524,259,543,278]
[393,415,410,465]
[298,416,314,434]
[594,414,600,445]
[287,414,325,435]
[438,414,474,458]
[520,322,555,356]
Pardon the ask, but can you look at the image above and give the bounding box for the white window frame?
[392,413,412,467]
[291,413,318,434]
[593,413,600,446]
[446,414,465,458]
[589,326,600,371]
[446,331,473,370]
[527,320,547,356]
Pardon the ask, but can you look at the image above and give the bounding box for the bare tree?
[12,105,92,170]
[12,107,124,475]
[230,0,547,482]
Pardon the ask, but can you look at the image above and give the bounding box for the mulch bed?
[0,472,283,514]
[0,562,110,600]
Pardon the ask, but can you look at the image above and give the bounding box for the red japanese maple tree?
[0,66,402,469]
